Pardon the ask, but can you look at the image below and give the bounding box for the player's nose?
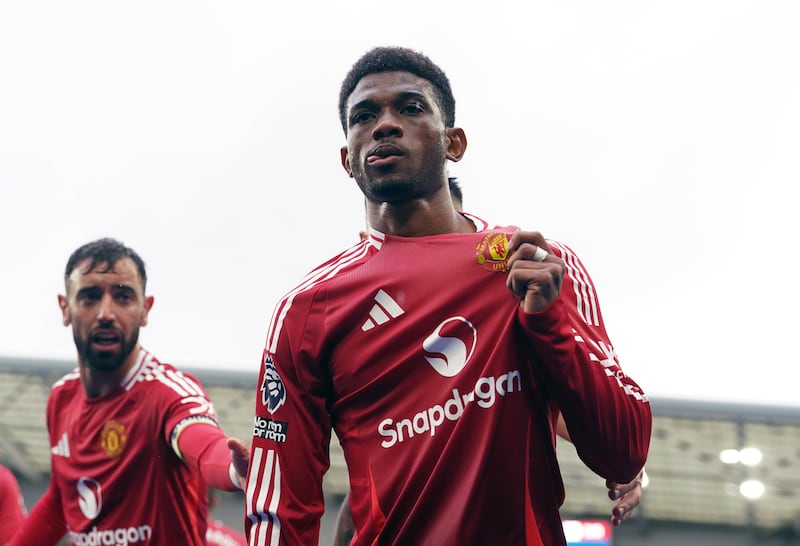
[372,111,403,140]
[96,294,116,322]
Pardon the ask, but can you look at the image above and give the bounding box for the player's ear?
[140,295,155,327]
[340,146,354,177]
[58,294,71,326]
[445,127,467,163]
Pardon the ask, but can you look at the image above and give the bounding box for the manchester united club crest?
[100,420,127,458]
[475,228,517,272]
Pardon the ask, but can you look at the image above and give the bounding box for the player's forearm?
[178,423,242,491]
[246,347,329,545]
[0,508,24,544]
[246,437,326,545]
[9,485,66,546]
[518,298,651,482]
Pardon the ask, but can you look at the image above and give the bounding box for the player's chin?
[86,350,126,372]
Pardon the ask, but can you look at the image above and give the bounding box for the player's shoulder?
[311,239,374,276]
[50,368,81,394]
[45,369,82,419]
[545,239,584,263]
[122,349,208,400]
[289,240,375,299]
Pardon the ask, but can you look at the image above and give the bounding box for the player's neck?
[371,189,475,237]
[379,206,473,236]
[78,349,140,398]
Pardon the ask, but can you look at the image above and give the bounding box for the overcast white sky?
[1,1,797,407]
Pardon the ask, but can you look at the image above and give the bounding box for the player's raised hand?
[227,437,250,490]
[506,230,565,313]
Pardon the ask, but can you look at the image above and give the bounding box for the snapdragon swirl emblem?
[423,316,477,377]
[77,477,102,520]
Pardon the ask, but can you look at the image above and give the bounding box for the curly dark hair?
[64,238,147,291]
[338,46,456,134]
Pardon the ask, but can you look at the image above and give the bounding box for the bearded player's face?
[59,257,153,373]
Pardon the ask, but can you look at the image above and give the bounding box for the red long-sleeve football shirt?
[246,216,651,546]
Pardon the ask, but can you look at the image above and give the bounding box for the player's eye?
[113,285,136,303]
[402,102,424,115]
[76,287,101,302]
[350,110,374,125]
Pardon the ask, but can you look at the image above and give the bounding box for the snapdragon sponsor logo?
[378,369,522,448]
[68,524,153,546]
[253,415,288,443]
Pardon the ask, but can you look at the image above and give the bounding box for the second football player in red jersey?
[10,238,249,546]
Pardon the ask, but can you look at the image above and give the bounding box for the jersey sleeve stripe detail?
[265,242,372,353]
[166,369,205,397]
[247,447,282,546]
[549,240,600,326]
[121,350,215,404]
[51,369,81,390]
[154,371,193,396]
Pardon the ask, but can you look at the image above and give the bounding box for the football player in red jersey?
[245,47,651,546]
[332,180,646,545]
[10,238,249,546]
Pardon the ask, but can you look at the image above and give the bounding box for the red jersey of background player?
[206,519,247,546]
[245,217,651,545]
[0,463,26,544]
[35,349,220,545]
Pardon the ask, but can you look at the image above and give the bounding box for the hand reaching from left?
[606,468,645,526]
[227,437,250,490]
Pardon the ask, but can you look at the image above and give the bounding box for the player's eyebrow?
[75,285,102,298]
[111,283,136,292]
[350,91,430,113]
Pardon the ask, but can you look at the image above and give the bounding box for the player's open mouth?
[91,330,122,348]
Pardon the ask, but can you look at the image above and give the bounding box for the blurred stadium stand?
[2,355,798,545]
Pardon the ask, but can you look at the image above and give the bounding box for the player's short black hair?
[338,46,456,134]
[65,238,147,291]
